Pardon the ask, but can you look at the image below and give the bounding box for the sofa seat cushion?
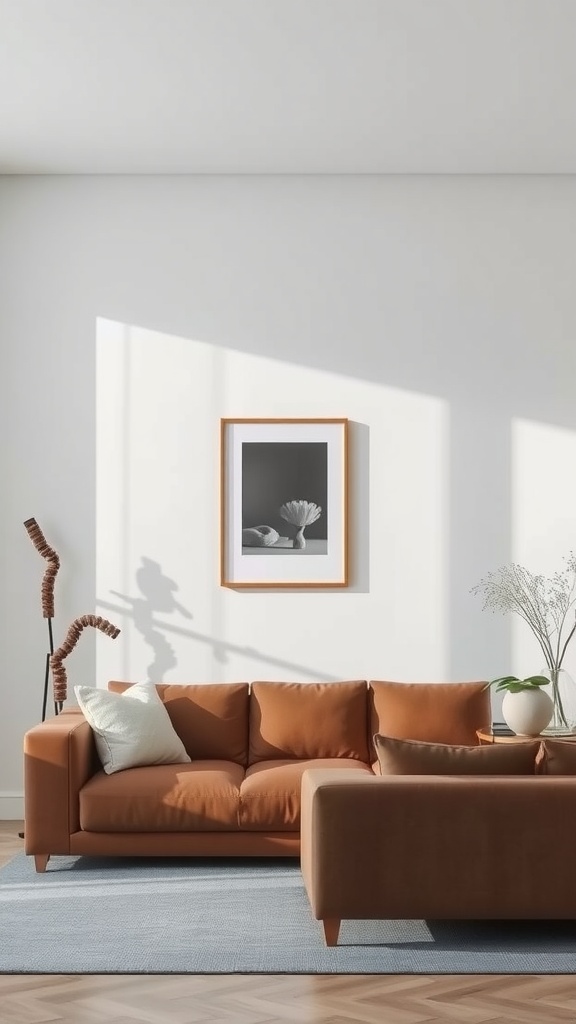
[79,761,244,832]
[239,758,373,831]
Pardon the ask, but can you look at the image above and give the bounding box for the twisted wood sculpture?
[23,517,60,618]
[51,615,121,704]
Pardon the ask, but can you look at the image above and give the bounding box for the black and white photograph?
[241,442,328,556]
[220,419,348,588]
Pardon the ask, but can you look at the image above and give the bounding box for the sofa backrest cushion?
[374,733,541,775]
[108,682,250,764]
[248,681,369,764]
[369,680,490,751]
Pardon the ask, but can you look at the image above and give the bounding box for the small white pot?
[501,688,554,736]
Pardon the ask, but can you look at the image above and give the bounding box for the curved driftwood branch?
[50,615,121,703]
[23,518,61,619]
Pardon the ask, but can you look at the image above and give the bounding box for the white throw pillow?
[74,681,191,775]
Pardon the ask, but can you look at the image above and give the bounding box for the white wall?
[1,175,576,817]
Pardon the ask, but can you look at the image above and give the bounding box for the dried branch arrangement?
[24,518,121,717]
[23,517,60,619]
[51,615,121,703]
[471,554,576,728]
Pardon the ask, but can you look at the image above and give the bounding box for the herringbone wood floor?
[1,823,576,1023]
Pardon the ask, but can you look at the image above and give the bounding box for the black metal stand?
[41,651,51,723]
[41,617,61,721]
[23,621,59,840]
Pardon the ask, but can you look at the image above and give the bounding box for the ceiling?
[1,0,576,174]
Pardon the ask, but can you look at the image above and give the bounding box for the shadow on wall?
[110,557,192,681]
[98,556,340,683]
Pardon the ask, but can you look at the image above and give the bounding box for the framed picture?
[220,418,349,589]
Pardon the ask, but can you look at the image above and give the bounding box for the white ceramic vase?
[501,688,554,737]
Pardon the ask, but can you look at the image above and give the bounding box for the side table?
[477,728,529,745]
[477,728,576,744]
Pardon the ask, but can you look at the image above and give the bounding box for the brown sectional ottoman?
[301,767,576,944]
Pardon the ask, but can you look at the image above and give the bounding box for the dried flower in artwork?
[279,499,322,550]
[279,500,322,528]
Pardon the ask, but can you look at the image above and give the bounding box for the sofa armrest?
[24,712,99,857]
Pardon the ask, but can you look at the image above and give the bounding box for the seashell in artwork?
[242,525,280,547]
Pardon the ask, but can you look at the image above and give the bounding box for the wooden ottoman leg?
[322,918,341,946]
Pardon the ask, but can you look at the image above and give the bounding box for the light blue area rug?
[1,853,576,974]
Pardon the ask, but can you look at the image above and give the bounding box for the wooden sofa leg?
[34,854,50,873]
[322,918,341,946]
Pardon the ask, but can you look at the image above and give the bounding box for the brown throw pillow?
[374,734,541,775]
[539,738,576,774]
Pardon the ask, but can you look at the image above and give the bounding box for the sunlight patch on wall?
[96,318,449,684]
[511,418,576,680]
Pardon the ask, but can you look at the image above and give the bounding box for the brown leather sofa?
[24,679,490,872]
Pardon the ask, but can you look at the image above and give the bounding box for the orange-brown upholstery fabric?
[239,758,372,830]
[369,680,490,750]
[248,681,369,764]
[70,831,300,858]
[24,713,99,856]
[374,734,540,775]
[301,770,576,921]
[79,761,244,832]
[540,738,576,774]
[108,682,250,764]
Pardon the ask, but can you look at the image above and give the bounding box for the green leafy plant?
[485,674,550,694]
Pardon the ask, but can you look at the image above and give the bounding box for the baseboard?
[0,793,24,820]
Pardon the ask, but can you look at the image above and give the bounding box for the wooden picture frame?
[220,418,349,589]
